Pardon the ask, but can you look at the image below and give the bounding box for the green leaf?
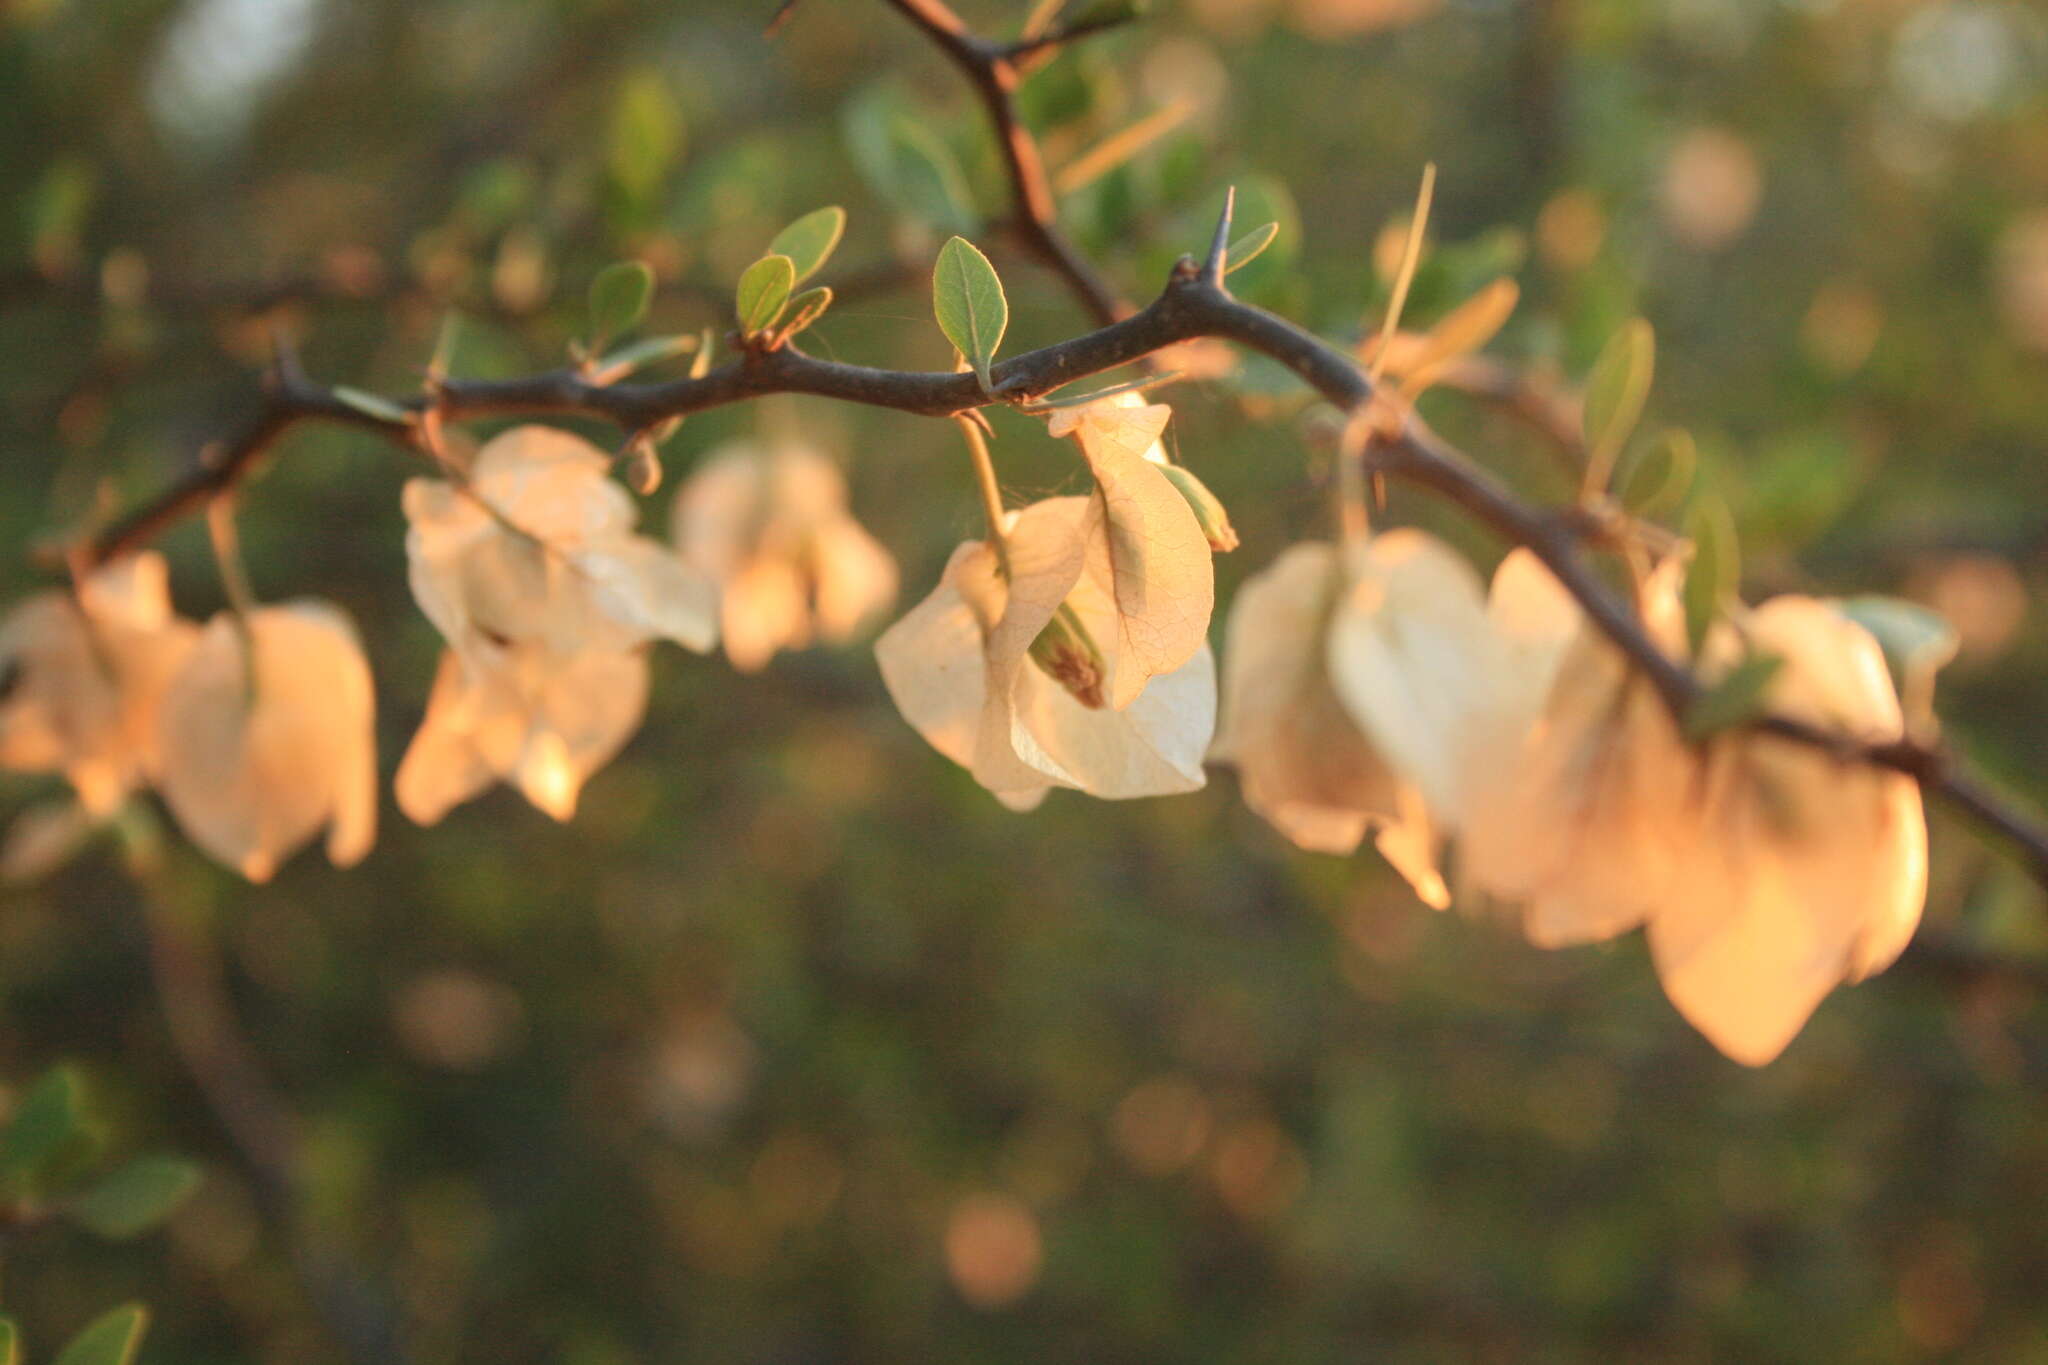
[1837,597,1959,732]
[1742,427,1858,549]
[1018,375,1163,412]
[1063,0,1150,26]
[52,1306,148,1365]
[330,387,413,426]
[1618,428,1697,517]
[776,286,834,340]
[843,89,977,234]
[735,254,796,334]
[932,236,1008,391]
[607,69,684,213]
[1583,317,1655,484]
[1685,652,1785,741]
[2,1067,84,1185]
[1,1317,19,1365]
[588,261,655,351]
[1224,221,1279,276]
[593,333,697,382]
[1683,493,1739,658]
[1837,597,1958,683]
[1158,463,1239,553]
[70,1156,202,1240]
[768,207,846,285]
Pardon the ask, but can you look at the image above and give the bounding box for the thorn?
[764,0,802,38]
[960,407,997,439]
[1201,185,1236,286]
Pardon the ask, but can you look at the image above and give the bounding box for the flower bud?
[1156,463,1239,553]
[1028,602,1108,709]
[624,440,663,496]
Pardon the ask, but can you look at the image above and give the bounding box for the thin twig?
[41,0,2048,894]
[999,7,1148,64]
[880,0,1125,324]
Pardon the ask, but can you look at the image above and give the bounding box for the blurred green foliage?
[3,0,2048,1359]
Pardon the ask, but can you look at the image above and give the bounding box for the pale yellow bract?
[396,646,648,825]
[155,601,377,884]
[1460,556,1697,949]
[1648,598,1927,1066]
[399,423,718,823]
[0,552,197,819]
[671,440,897,673]
[875,397,1220,808]
[1209,541,1447,908]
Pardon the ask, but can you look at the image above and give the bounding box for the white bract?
[1325,529,1502,823]
[1460,557,1697,949]
[404,424,717,662]
[877,399,1218,809]
[1210,541,1446,907]
[399,424,717,823]
[156,601,377,882]
[1647,598,1928,1065]
[1042,400,1215,709]
[396,646,648,824]
[672,440,897,672]
[0,553,197,816]
[878,511,1215,810]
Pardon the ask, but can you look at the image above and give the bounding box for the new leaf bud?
[1158,463,1239,552]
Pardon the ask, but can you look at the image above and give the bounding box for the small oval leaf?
[735,253,797,334]
[52,1306,148,1365]
[1683,493,1739,657]
[1,1066,84,1184]
[1583,317,1656,490]
[768,206,846,284]
[70,1155,203,1240]
[588,261,655,349]
[1685,651,1783,741]
[1619,428,1698,517]
[777,286,835,340]
[932,236,1008,391]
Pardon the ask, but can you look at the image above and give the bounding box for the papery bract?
[0,553,197,816]
[1044,399,1215,709]
[395,645,648,824]
[673,441,896,672]
[1210,542,1447,907]
[1647,598,1927,1065]
[1324,529,1500,822]
[156,601,377,882]
[1460,557,1697,948]
[876,496,1215,810]
[405,424,717,664]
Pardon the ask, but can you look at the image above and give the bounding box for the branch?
[44,0,2048,898]
[67,262,2048,886]
[999,7,1148,64]
[879,0,1125,324]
